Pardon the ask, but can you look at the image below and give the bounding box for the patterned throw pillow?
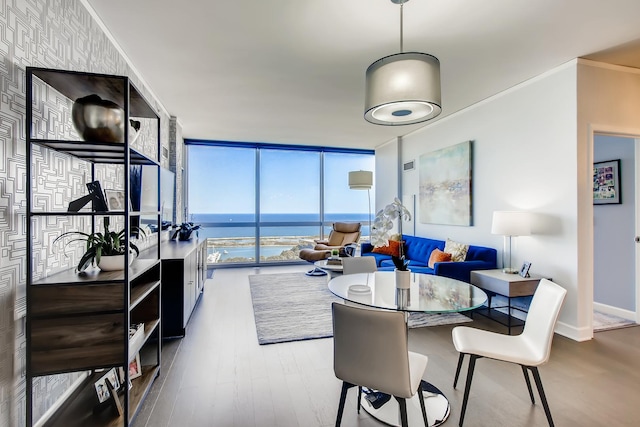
[444,238,469,262]
[428,248,452,268]
[372,240,402,257]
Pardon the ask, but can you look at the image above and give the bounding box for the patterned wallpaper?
[0,1,174,425]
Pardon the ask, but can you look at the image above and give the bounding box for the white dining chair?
[451,278,567,427]
[332,302,429,427]
[341,256,377,275]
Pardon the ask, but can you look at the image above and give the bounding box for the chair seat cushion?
[451,326,545,366]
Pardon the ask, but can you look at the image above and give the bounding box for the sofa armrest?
[434,261,495,283]
[361,242,374,254]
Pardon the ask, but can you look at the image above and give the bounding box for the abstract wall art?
[419,141,473,226]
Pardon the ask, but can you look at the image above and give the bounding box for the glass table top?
[328,271,488,313]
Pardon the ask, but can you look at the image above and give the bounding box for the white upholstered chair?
[451,278,567,427]
[332,302,429,427]
[341,256,377,275]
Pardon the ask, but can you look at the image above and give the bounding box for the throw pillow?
[428,248,452,268]
[372,240,401,257]
[444,238,469,262]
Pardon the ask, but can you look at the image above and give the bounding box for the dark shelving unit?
[25,67,162,427]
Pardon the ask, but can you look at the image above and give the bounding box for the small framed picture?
[128,353,142,380]
[94,368,120,403]
[519,262,532,278]
[104,189,128,211]
[593,159,621,205]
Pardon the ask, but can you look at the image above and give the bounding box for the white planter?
[395,269,411,289]
[98,254,134,271]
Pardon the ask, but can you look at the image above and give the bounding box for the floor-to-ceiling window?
[186,141,374,266]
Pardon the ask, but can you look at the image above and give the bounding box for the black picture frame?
[519,262,531,278]
[593,159,621,205]
[86,181,109,211]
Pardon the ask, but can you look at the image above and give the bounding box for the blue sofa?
[361,234,497,283]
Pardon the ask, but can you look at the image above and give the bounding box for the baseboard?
[593,302,636,321]
[555,320,593,342]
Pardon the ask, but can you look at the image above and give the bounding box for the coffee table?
[328,271,488,427]
[313,259,343,276]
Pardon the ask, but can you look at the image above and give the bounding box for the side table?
[470,269,544,334]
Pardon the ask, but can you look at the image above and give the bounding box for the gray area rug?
[248,273,472,345]
[593,311,637,332]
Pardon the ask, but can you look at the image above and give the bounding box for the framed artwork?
[129,353,142,380]
[94,368,121,403]
[519,262,532,278]
[418,141,473,226]
[593,159,621,205]
[104,189,128,211]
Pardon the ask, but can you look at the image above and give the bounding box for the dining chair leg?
[453,353,465,388]
[459,354,479,427]
[418,382,429,427]
[395,396,409,427]
[530,367,555,427]
[521,366,536,404]
[357,386,362,414]
[335,382,353,427]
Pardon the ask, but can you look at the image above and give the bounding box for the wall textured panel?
[0,1,170,425]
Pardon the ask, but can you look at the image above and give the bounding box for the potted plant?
[371,197,412,288]
[53,217,146,272]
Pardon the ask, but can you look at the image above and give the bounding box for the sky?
[187,145,375,215]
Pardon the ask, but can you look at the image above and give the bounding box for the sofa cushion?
[444,238,469,262]
[372,240,402,257]
[403,235,445,264]
[428,248,452,268]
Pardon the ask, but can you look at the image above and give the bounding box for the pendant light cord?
[399,3,404,53]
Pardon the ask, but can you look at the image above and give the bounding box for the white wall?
[377,61,582,338]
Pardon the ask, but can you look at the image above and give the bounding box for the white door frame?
[590,126,640,329]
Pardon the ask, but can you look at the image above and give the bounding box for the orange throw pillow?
[372,240,402,257]
[428,248,452,268]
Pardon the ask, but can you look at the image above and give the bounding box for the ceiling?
[85,0,640,150]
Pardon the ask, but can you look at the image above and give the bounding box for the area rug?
[593,311,637,332]
[248,273,472,345]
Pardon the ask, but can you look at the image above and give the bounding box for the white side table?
[470,269,545,334]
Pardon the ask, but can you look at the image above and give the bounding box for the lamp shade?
[491,211,531,236]
[365,52,441,125]
[348,171,373,189]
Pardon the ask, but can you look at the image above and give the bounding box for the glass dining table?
[328,271,488,427]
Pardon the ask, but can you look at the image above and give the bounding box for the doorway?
[593,133,639,331]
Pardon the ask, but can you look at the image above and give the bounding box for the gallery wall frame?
[418,141,473,226]
[593,159,621,205]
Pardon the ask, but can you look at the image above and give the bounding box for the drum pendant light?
[365,0,442,126]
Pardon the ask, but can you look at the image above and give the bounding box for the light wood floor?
[133,265,640,427]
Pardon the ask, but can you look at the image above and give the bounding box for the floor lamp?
[491,211,531,273]
[348,171,373,241]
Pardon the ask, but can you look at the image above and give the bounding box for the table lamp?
[491,211,530,274]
